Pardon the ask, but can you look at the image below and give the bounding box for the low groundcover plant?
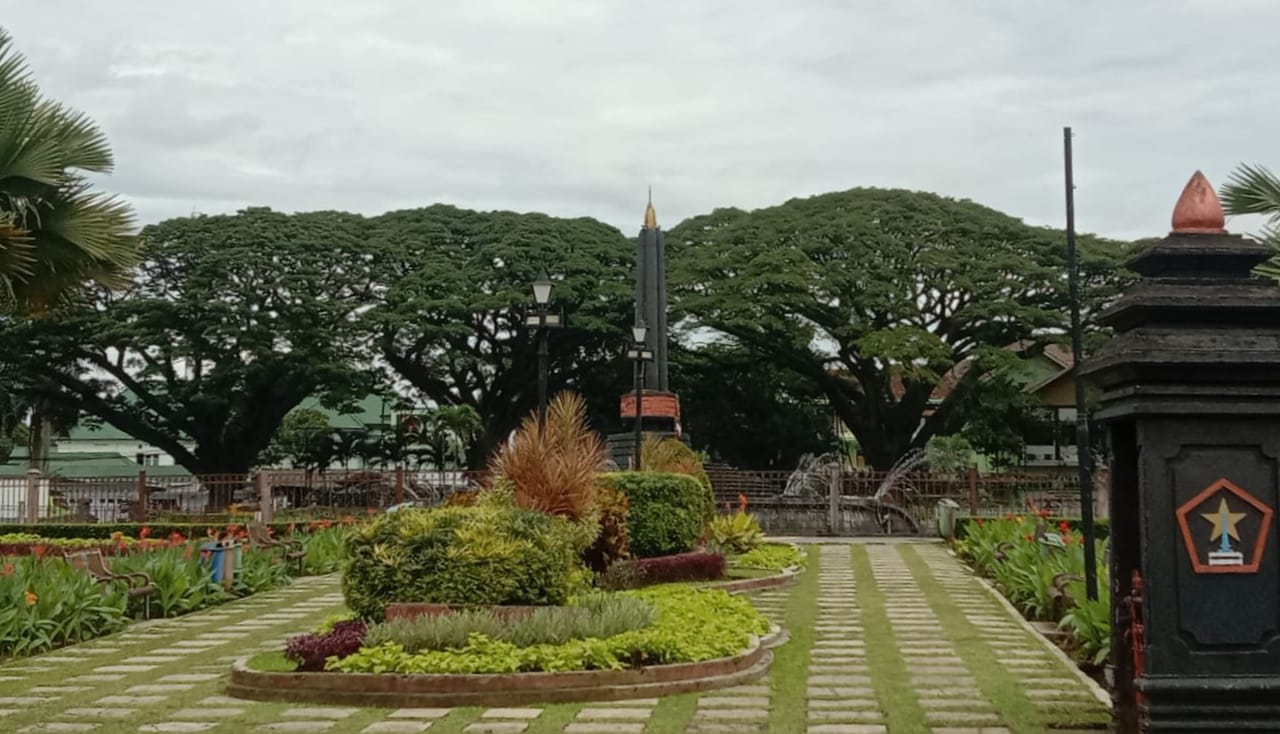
[327,585,767,674]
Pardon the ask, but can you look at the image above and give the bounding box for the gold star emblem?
[1201,497,1246,542]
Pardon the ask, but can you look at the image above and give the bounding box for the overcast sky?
[3,1,1276,240]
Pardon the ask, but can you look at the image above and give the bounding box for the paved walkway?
[0,542,1111,733]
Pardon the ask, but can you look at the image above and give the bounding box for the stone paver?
[0,546,1109,733]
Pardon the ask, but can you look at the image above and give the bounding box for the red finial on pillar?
[1171,171,1226,234]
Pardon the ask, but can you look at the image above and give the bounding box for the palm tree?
[1220,164,1280,281]
[435,404,481,469]
[0,28,138,313]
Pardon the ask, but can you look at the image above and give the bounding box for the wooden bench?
[247,522,305,574]
[64,549,155,619]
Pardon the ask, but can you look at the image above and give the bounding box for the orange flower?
[24,590,37,606]
[1039,509,1051,519]
[139,526,152,539]
[0,563,13,577]
[1058,521,1072,534]
[1023,533,1034,543]
[974,518,985,526]
[32,544,47,559]
[737,493,749,512]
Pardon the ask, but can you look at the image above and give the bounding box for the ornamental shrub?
[582,486,630,574]
[640,437,714,519]
[330,585,768,674]
[365,593,656,652]
[601,550,725,589]
[603,472,708,558]
[285,620,367,671]
[341,496,589,620]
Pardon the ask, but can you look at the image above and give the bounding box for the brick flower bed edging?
[228,625,783,708]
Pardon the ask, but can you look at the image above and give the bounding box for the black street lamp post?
[627,321,652,470]
[526,272,560,425]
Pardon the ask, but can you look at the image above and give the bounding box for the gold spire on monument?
[1171,170,1226,234]
[643,186,657,229]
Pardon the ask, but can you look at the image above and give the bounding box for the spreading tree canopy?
[1,208,377,481]
[371,205,633,466]
[669,187,1130,469]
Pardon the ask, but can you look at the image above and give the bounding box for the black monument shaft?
[636,224,668,391]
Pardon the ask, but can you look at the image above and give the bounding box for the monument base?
[605,431,682,470]
[1139,676,1280,730]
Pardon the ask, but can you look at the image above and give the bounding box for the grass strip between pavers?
[849,544,929,734]
[643,690,699,733]
[899,544,1105,734]
[762,543,818,734]
[524,702,584,733]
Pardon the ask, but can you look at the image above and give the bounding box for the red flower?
[1023,533,1034,543]
[366,507,378,515]
[738,493,749,512]
[32,544,47,559]
[1058,521,1072,534]
[0,563,13,576]
[139,526,152,539]
[974,518,985,526]
[1039,509,1051,519]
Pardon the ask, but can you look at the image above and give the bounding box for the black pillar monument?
[607,193,681,467]
[1081,171,1280,731]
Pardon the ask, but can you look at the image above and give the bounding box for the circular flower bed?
[230,585,779,706]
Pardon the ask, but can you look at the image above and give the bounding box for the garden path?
[0,542,1111,734]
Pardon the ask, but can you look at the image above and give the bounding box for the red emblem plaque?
[1175,478,1273,574]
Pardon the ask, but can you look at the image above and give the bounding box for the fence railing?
[1,463,1099,531]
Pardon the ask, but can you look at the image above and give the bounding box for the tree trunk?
[28,409,52,474]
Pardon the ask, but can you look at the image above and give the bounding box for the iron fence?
[2,463,1088,531]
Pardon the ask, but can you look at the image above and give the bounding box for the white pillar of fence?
[25,468,40,524]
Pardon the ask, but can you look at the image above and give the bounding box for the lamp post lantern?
[525,271,561,425]
[627,321,652,470]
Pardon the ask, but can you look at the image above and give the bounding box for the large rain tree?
[668,187,1129,469]
[372,205,633,466]
[1,208,377,481]
[0,28,138,314]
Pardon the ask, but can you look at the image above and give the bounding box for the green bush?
[330,585,768,674]
[365,593,656,652]
[730,543,804,571]
[603,472,708,558]
[341,498,589,621]
[953,516,1110,542]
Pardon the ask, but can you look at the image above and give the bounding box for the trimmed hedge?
[953,516,1110,542]
[602,472,707,558]
[342,501,588,621]
[0,522,306,540]
[603,550,726,589]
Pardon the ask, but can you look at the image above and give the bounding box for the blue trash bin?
[199,541,225,584]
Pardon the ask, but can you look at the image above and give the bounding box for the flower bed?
[0,524,352,658]
[953,511,1109,671]
[231,585,780,707]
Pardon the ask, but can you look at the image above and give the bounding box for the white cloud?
[4,0,1277,240]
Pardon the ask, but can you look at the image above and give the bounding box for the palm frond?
[1221,163,1280,219]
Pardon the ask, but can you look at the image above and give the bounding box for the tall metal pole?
[536,303,549,426]
[1064,126,1099,602]
[633,358,645,470]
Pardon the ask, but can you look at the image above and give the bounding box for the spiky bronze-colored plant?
[489,391,605,521]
